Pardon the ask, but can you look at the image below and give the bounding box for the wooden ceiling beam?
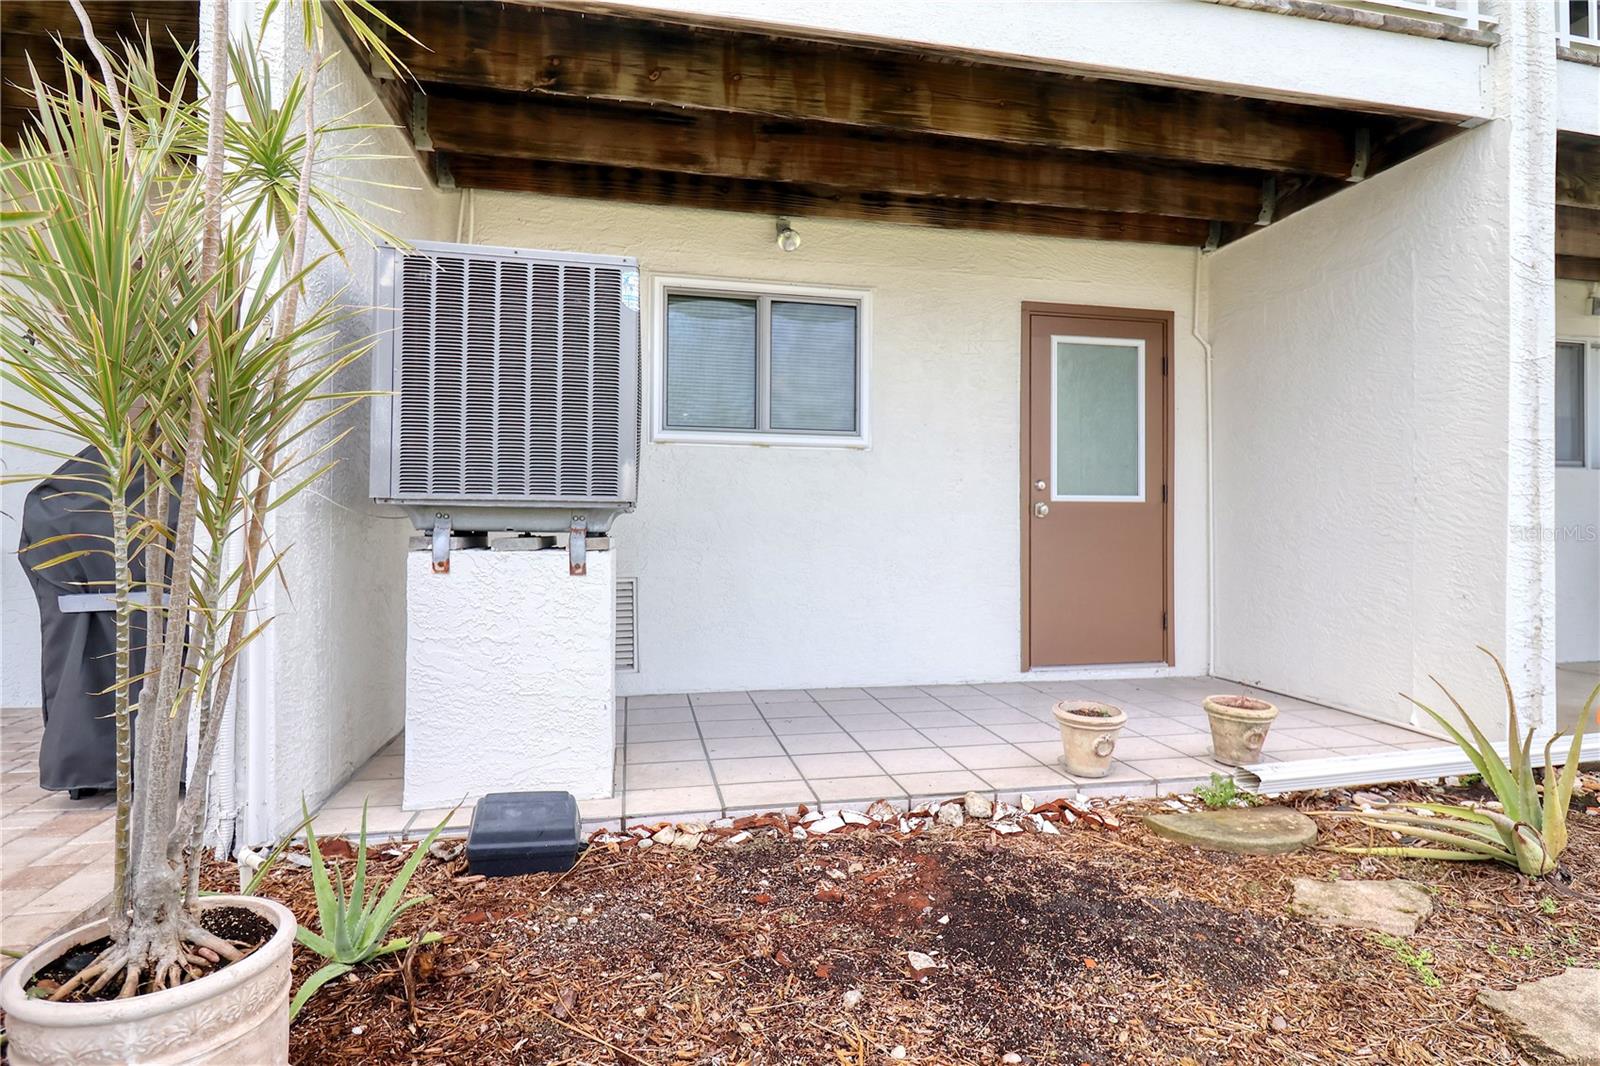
[0,1,197,43]
[1556,255,1600,282]
[422,92,1267,223]
[1557,133,1600,210]
[1557,205,1600,260]
[439,154,1215,246]
[373,1,1368,178]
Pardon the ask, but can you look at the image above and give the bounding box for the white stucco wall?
[1556,279,1600,663]
[404,548,616,809]
[0,419,61,709]
[463,192,1209,696]
[1207,13,1555,731]
[621,0,1491,120]
[238,23,458,841]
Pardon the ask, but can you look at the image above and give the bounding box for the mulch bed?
[211,780,1600,1065]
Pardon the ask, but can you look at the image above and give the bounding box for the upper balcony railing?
[1357,0,1492,31]
[1349,0,1599,50]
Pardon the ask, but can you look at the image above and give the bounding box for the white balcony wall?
[1207,2,1558,731]
[620,0,1490,120]
[1556,59,1600,135]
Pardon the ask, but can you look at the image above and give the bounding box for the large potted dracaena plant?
[0,4,411,1063]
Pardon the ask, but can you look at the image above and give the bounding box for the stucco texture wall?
[1207,121,1540,727]
[466,192,1208,696]
[404,549,616,809]
[244,30,458,839]
[1555,279,1599,663]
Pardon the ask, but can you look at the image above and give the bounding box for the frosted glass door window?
[770,301,858,432]
[1556,341,1585,465]
[1051,337,1144,500]
[664,294,757,429]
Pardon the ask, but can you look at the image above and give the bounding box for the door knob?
[1034,480,1046,492]
[1033,501,1050,518]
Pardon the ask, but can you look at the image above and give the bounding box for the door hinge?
[1161,484,1168,504]
[1161,355,1168,375]
[1162,611,1168,631]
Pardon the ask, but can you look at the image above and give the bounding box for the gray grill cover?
[18,448,157,793]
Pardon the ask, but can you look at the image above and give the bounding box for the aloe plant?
[1329,647,1597,877]
[291,805,452,1017]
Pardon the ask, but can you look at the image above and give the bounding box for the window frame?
[651,274,871,448]
[1556,336,1599,469]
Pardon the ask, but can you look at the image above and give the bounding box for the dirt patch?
[206,782,1600,1065]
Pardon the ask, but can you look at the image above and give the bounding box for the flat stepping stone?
[1478,968,1600,1063]
[1141,806,1316,855]
[1290,877,1433,936]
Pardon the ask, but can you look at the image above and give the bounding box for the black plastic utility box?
[465,791,582,876]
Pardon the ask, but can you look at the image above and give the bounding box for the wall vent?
[370,241,640,534]
[615,577,638,672]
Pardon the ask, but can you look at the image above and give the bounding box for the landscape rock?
[1477,968,1600,1063]
[651,826,677,846]
[841,810,871,826]
[936,803,965,828]
[963,791,994,819]
[671,830,702,851]
[989,820,1023,835]
[1027,814,1060,835]
[810,814,847,835]
[865,799,900,822]
[1142,806,1317,855]
[841,988,862,1010]
[1290,877,1433,936]
[905,951,939,980]
[1019,794,1035,812]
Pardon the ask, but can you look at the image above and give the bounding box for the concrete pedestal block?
[404,547,615,809]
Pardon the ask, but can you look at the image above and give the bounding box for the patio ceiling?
[1557,133,1600,281]
[0,1,199,146]
[349,1,1484,251]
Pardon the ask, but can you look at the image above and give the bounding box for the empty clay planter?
[1052,700,1128,778]
[1203,694,1280,766]
[0,895,297,1066]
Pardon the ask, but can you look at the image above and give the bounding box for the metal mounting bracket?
[569,516,588,576]
[1348,128,1371,183]
[1203,221,1222,253]
[410,92,433,152]
[1255,177,1277,227]
[431,514,451,574]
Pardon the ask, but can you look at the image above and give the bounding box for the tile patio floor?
[1,707,116,962]
[312,675,1444,839]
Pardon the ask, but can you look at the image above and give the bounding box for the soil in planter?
[1209,695,1273,711]
[25,905,275,1004]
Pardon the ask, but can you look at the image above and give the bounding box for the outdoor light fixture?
[776,217,802,252]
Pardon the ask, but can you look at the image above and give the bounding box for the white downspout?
[1192,248,1217,676]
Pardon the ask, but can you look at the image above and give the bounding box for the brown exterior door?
[1022,305,1171,668]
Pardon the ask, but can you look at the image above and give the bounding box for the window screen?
[661,287,862,440]
[770,302,857,432]
[1556,341,1585,465]
[664,295,757,430]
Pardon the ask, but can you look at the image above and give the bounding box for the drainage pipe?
[1191,248,1217,675]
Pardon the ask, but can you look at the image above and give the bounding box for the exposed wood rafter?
[441,155,1214,246]
[375,1,1372,178]
[422,91,1268,222]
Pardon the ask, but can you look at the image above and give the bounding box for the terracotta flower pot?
[1202,694,1280,766]
[0,895,296,1066]
[1052,700,1128,778]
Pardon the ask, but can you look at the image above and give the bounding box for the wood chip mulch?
[211,778,1600,1066]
